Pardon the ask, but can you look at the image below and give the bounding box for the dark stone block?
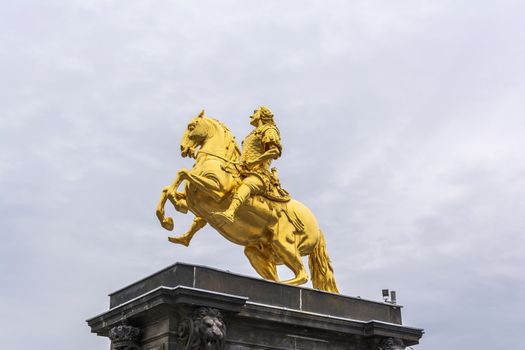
[89,263,423,350]
[108,263,400,323]
[193,265,301,309]
[300,288,402,324]
[109,263,194,308]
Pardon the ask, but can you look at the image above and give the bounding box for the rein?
[197,150,240,165]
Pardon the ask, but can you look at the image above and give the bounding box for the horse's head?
[180,110,241,162]
[180,110,209,158]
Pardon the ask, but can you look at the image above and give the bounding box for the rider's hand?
[244,159,259,168]
[266,147,280,159]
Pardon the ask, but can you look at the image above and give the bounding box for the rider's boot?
[212,184,251,225]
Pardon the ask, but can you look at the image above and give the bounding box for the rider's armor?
[240,124,290,202]
[242,124,280,171]
[212,118,290,225]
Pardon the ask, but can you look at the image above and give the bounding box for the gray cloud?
[1,1,524,349]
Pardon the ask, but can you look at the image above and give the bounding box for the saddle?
[235,164,291,203]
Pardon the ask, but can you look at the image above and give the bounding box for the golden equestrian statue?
[156,107,339,293]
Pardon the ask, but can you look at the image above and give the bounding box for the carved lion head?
[191,307,226,350]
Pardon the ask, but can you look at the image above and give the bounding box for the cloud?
[1,1,524,349]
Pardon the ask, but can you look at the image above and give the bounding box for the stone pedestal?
[87,263,423,350]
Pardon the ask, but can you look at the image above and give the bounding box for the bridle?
[197,150,240,165]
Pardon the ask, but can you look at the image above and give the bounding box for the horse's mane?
[206,117,241,162]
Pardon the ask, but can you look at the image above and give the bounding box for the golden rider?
[212,106,283,224]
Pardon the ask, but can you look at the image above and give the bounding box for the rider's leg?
[244,245,278,281]
[220,183,251,217]
[213,176,263,223]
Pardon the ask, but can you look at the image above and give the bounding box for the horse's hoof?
[161,217,174,231]
[168,236,190,247]
[282,273,308,286]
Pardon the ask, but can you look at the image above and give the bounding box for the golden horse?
[156,112,338,293]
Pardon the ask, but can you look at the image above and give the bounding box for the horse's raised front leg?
[168,168,225,202]
[168,191,188,214]
[167,168,190,195]
[168,216,207,247]
[156,186,175,231]
[183,172,226,202]
[156,169,191,230]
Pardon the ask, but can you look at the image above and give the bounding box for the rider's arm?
[246,126,282,166]
[247,145,280,166]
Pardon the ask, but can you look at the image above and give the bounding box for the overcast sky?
[1,1,524,349]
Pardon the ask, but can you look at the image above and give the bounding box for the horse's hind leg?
[271,219,308,286]
[244,245,278,281]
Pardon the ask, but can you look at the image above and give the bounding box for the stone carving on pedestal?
[378,337,405,350]
[108,324,142,350]
[177,307,226,350]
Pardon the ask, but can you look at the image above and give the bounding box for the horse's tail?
[308,230,339,293]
